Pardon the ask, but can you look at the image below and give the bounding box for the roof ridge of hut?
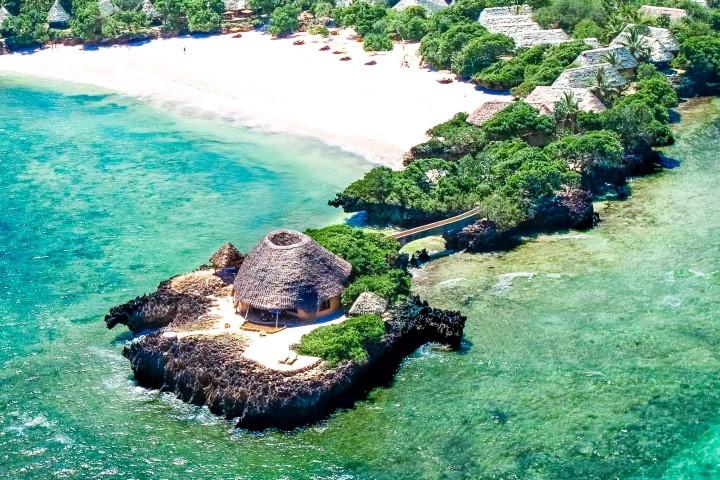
[392,0,449,13]
[47,0,71,24]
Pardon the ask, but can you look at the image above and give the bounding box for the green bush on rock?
[297,314,386,366]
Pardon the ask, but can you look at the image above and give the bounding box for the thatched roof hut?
[233,229,351,313]
[639,5,687,22]
[525,86,606,114]
[348,292,388,316]
[574,46,638,71]
[47,0,71,28]
[610,25,679,64]
[479,5,569,49]
[0,6,12,25]
[552,63,627,89]
[393,0,449,13]
[512,29,570,48]
[209,242,245,269]
[141,0,161,21]
[224,0,247,11]
[467,101,512,126]
[99,0,119,17]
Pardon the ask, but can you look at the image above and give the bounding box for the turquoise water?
[1,77,719,479]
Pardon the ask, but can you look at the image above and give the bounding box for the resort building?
[47,0,70,29]
[573,46,639,74]
[610,25,679,64]
[467,101,513,126]
[392,0,449,14]
[232,229,351,322]
[639,5,688,23]
[479,4,570,49]
[552,63,628,90]
[525,86,607,114]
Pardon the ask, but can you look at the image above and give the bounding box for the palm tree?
[553,92,581,133]
[592,66,620,105]
[601,51,621,69]
[621,26,652,62]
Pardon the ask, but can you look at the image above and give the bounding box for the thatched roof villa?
[99,0,119,17]
[224,0,248,13]
[610,25,679,64]
[574,46,639,73]
[141,0,161,22]
[512,29,570,49]
[47,0,71,28]
[210,242,244,269]
[467,101,513,126]
[525,86,606,114]
[233,229,351,322]
[349,292,388,316]
[392,0,449,14]
[479,4,570,49]
[0,6,12,25]
[552,63,628,90]
[639,5,688,23]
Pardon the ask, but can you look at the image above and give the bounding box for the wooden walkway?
[389,207,481,242]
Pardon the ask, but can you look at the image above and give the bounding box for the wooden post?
[275,310,279,329]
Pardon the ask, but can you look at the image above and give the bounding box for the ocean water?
[0,76,719,480]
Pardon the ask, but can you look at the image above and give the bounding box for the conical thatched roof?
[0,6,12,25]
[141,0,160,20]
[209,242,244,269]
[610,25,679,63]
[467,101,512,126]
[574,46,639,71]
[99,0,119,17]
[392,0,449,14]
[552,63,627,89]
[349,292,388,316]
[47,0,71,25]
[525,86,606,114]
[233,229,352,312]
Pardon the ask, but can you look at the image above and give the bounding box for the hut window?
[320,299,331,311]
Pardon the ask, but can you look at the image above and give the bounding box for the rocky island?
[106,227,466,430]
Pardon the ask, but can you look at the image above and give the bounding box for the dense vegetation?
[297,313,385,365]
[305,224,411,308]
[331,63,681,228]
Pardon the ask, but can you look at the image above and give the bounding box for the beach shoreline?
[0,30,510,167]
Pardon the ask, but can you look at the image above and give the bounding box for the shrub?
[297,314,386,365]
[450,32,514,77]
[268,3,301,36]
[363,32,392,51]
[341,269,411,309]
[185,0,224,33]
[305,224,400,278]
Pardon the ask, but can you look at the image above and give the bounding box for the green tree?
[154,0,186,31]
[680,35,720,87]
[450,32,514,77]
[363,31,392,51]
[553,91,580,132]
[546,130,624,173]
[184,0,223,32]
[268,2,300,36]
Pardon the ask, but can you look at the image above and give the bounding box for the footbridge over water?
[388,207,481,245]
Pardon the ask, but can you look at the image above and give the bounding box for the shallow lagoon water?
[0,77,719,479]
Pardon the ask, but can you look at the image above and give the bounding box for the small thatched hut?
[610,25,679,64]
[98,0,119,17]
[47,0,71,28]
[348,292,388,316]
[467,101,512,126]
[0,6,12,26]
[233,230,351,321]
[392,0,449,13]
[141,0,161,23]
[552,63,627,90]
[209,242,244,270]
[574,46,639,73]
[525,86,606,114]
[639,5,687,23]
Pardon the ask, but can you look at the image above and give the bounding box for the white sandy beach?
[0,30,510,167]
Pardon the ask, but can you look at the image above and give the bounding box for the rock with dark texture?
[120,295,466,430]
[444,218,503,253]
[532,189,596,231]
